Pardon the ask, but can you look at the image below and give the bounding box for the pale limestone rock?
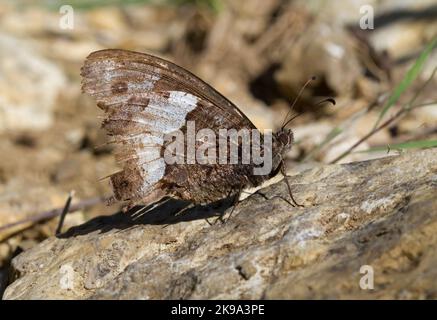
[3,148,437,299]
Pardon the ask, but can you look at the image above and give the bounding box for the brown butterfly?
[81,49,302,215]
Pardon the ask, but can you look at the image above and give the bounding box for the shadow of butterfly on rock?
[81,49,315,222]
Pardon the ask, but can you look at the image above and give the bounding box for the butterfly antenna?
[281,76,317,129]
[281,97,336,129]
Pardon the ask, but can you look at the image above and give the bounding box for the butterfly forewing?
[81,49,260,206]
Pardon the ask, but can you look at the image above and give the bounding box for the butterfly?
[81,49,302,215]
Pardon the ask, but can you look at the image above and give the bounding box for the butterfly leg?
[255,191,295,207]
[280,160,304,207]
[206,188,234,225]
[213,186,243,224]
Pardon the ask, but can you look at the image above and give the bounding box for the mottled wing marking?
[81,51,199,202]
[82,49,256,130]
[81,49,259,205]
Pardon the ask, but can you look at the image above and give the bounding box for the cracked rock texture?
[3,149,437,299]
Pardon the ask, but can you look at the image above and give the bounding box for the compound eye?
[279,133,289,145]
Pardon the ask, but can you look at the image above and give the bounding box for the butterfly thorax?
[269,128,294,177]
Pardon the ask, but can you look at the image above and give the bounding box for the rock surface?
[3,148,437,299]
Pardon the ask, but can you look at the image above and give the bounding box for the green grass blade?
[374,37,437,129]
[355,140,437,153]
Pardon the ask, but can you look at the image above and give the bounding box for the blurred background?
[0,0,436,293]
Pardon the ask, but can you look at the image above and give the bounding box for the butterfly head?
[273,128,294,155]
